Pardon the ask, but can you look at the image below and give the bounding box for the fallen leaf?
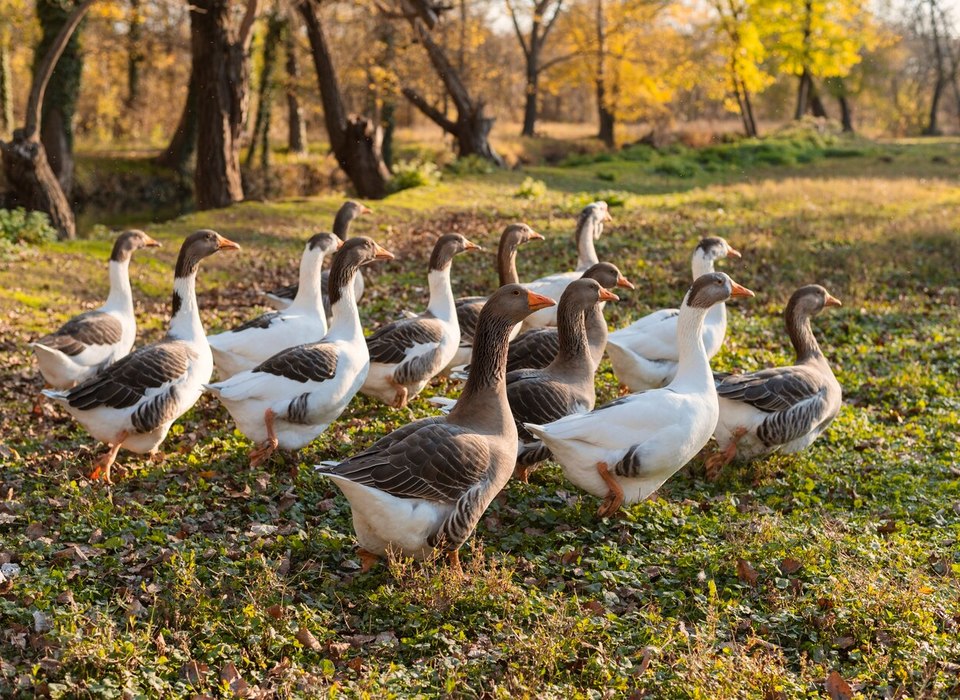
[584,600,605,615]
[736,558,759,586]
[780,557,802,575]
[295,626,321,651]
[266,604,284,620]
[247,523,277,537]
[834,636,855,650]
[825,670,853,700]
[636,646,654,674]
[560,549,580,565]
[877,519,898,535]
[181,660,207,685]
[219,662,250,697]
[25,522,45,540]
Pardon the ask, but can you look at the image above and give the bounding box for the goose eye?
[513,290,520,295]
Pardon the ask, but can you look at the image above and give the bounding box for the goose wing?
[366,316,445,365]
[36,311,123,356]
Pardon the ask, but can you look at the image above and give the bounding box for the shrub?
[445,155,495,176]
[596,171,617,182]
[514,177,547,199]
[653,157,698,178]
[388,159,441,193]
[0,208,58,246]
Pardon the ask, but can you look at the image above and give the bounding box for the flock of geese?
[30,201,843,568]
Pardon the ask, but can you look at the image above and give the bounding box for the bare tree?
[297,0,391,197]
[0,0,95,239]
[285,27,307,154]
[190,0,259,210]
[505,0,565,137]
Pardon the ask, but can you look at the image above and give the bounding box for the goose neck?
[584,305,609,370]
[670,304,713,390]
[787,306,823,362]
[288,249,326,314]
[426,267,456,322]
[690,252,715,280]
[103,259,134,312]
[554,302,590,367]
[449,314,514,424]
[497,239,520,286]
[166,272,205,342]
[327,272,363,341]
[575,219,600,271]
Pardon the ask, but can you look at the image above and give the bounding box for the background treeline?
[1,0,958,236]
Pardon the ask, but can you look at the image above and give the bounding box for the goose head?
[577,201,612,240]
[110,230,161,262]
[486,284,556,324]
[429,233,481,271]
[561,277,620,312]
[501,223,544,248]
[685,272,754,310]
[692,237,740,278]
[333,201,373,239]
[174,230,240,278]
[304,231,342,261]
[787,284,842,317]
[581,262,634,291]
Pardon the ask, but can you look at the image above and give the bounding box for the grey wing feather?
[64,340,194,410]
[756,390,833,447]
[455,297,485,346]
[267,283,298,301]
[36,311,124,356]
[508,377,585,442]
[506,329,559,372]
[716,365,825,412]
[323,419,490,502]
[253,342,339,383]
[366,317,444,365]
[231,311,282,332]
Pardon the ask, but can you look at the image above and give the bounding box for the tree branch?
[540,50,579,72]
[238,0,260,50]
[541,0,564,42]
[401,86,457,133]
[25,0,96,140]
[505,0,531,59]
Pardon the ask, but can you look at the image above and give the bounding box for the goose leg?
[705,427,747,481]
[90,431,128,484]
[618,383,630,396]
[596,461,624,517]
[249,409,279,467]
[357,548,380,573]
[32,384,51,417]
[447,550,462,572]
[514,465,531,483]
[387,376,409,409]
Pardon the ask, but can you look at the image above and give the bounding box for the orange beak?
[603,211,613,223]
[599,288,620,302]
[729,281,755,299]
[616,275,635,290]
[373,243,395,260]
[144,236,162,248]
[824,293,842,307]
[335,238,345,250]
[359,204,373,215]
[216,235,241,251]
[529,231,545,241]
[726,246,742,259]
[526,290,556,311]
[464,241,482,252]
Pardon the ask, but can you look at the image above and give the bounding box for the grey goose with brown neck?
[208,232,341,378]
[31,229,161,413]
[445,223,544,372]
[317,284,556,571]
[505,262,634,372]
[263,200,372,312]
[521,201,612,330]
[44,230,241,483]
[505,278,621,481]
[361,233,480,408]
[207,237,395,467]
[707,284,842,479]
[525,272,755,516]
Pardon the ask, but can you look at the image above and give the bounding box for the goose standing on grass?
[507,279,621,481]
[263,201,372,312]
[446,223,543,371]
[30,230,161,414]
[506,262,633,372]
[706,285,842,479]
[606,237,741,392]
[206,238,395,467]
[525,273,754,517]
[43,231,241,483]
[207,233,340,378]
[521,201,612,331]
[316,284,556,571]
[361,233,481,408]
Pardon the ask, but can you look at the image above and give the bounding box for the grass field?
[1,135,959,698]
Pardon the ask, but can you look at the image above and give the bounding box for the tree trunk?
[0,31,12,137]
[189,0,256,210]
[297,0,390,198]
[1,0,95,239]
[247,13,284,169]
[126,0,144,110]
[521,67,538,137]
[837,94,853,132]
[377,17,396,169]
[594,0,614,147]
[157,64,199,172]
[398,2,503,165]
[284,28,307,154]
[795,70,811,120]
[596,80,615,147]
[34,0,84,198]
[809,79,829,118]
[925,0,947,136]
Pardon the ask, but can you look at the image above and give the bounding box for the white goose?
[43,230,241,483]
[206,237,395,467]
[207,232,341,378]
[361,233,480,408]
[31,230,161,412]
[707,285,842,478]
[606,237,741,392]
[521,201,611,330]
[263,200,371,312]
[525,273,754,516]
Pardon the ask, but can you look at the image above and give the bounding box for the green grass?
[1,138,959,698]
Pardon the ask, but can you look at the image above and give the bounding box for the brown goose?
[263,200,371,312]
[505,262,633,372]
[361,233,480,408]
[707,285,842,479]
[44,231,241,483]
[507,278,620,482]
[445,223,543,371]
[316,284,556,570]
[30,230,161,413]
